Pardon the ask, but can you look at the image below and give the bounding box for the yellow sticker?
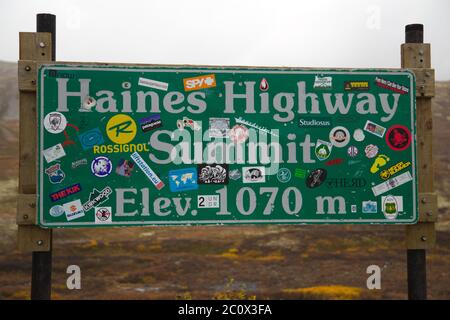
[106,114,137,144]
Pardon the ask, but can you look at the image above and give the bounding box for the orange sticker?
[183,74,216,91]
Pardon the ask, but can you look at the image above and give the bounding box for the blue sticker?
[78,128,104,150]
[45,163,65,184]
[91,156,112,178]
[168,168,198,192]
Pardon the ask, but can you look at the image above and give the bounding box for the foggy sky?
[1,0,449,80]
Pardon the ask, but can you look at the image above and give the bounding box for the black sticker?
[198,164,229,184]
[306,168,327,188]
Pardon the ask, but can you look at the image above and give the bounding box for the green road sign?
[37,64,417,227]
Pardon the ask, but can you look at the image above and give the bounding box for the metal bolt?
[419,49,424,56]
[426,211,433,217]
[39,42,46,48]
[28,202,36,208]
[421,198,427,204]
[31,80,36,85]
[23,215,28,220]
[25,66,31,71]
[36,240,44,246]
[421,236,427,242]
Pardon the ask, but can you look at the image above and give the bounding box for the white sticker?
[381,195,403,220]
[63,199,85,221]
[43,143,66,163]
[49,205,65,217]
[197,195,220,208]
[138,77,168,91]
[329,126,350,148]
[353,129,365,142]
[43,112,67,134]
[242,166,266,183]
[372,171,413,196]
[94,207,112,224]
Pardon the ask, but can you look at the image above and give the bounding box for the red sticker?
[386,125,411,151]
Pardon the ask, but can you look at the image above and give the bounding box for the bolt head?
[23,215,28,220]
[426,211,433,216]
[39,42,46,48]
[25,66,31,71]
[36,240,44,246]
[421,198,427,204]
[421,236,427,242]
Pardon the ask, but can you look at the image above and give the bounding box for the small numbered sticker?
[198,195,220,208]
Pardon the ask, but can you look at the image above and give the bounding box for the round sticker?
[329,126,350,148]
[347,146,359,157]
[386,125,411,151]
[91,156,113,178]
[353,129,365,142]
[49,205,65,217]
[43,112,67,134]
[306,168,327,188]
[277,168,291,183]
[382,195,399,220]
[229,125,249,143]
[106,114,137,144]
[365,144,379,158]
[122,82,131,89]
[96,207,111,222]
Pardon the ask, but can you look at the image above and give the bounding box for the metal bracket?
[418,192,437,222]
[16,194,37,225]
[410,68,435,97]
[406,222,436,249]
[18,225,51,252]
[18,60,37,92]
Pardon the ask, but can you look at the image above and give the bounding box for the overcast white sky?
[1,0,449,79]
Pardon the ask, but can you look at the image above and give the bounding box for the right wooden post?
[402,24,437,300]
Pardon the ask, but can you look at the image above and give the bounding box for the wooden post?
[17,13,56,300]
[402,24,437,300]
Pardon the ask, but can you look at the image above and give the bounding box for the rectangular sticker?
[168,167,198,192]
[49,183,82,202]
[138,77,169,91]
[242,166,266,183]
[63,199,85,221]
[198,195,220,208]
[130,152,165,190]
[364,120,386,138]
[183,74,216,91]
[139,115,162,132]
[198,164,229,184]
[372,171,413,196]
[43,143,66,163]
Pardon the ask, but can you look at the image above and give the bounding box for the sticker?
[198,164,229,184]
[177,117,201,131]
[168,167,198,192]
[83,187,113,211]
[344,81,369,91]
[49,205,65,217]
[365,144,379,158]
[353,129,365,142]
[347,146,359,157]
[306,168,327,188]
[229,124,249,143]
[386,125,411,151]
[209,118,230,138]
[325,158,344,166]
[276,168,291,183]
[93,143,149,154]
[235,117,278,137]
[326,178,366,188]
[62,123,80,147]
[329,126,350,148]
[380,161,411,180]
[91,156,112,178]
[72,158,88,169]
[372,171,413,196]
[43,143,66,163]
[364,120,386,138]
[106,114,137,144]
[294,168,307,179]
[243,166,266,183]
[95,207,112,224]
[381,195,403,220]
[43,112,67,134]
[370,154,390,174]
[116,159,135,177]
[49,183,82,202]
[362,201,377,213]
[131,152,165,190]
[260,78,269,91]
[351,205,357,213]
[82,96,96,110]
[375,77,409,94]
[313,75,332,89]
[78,128,104,150]
[45,163,65,184]
[382,195,401,220]
[183,74,216,91]
[139,115,162,132]
[229,169,242,180]
[315,140,332,161]
[298,117,332,128]
[138,77,168,91]
[198,195,220,208]
[63,199,85,221]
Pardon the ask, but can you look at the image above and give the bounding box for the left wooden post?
[17,13,55,300]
